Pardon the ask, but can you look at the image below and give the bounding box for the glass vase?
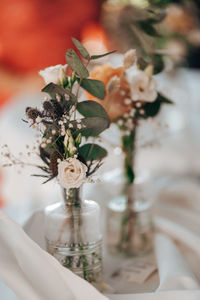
[44,187,102,290]
[106,181,154,257]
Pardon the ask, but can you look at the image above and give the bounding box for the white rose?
[126,66,157,103]
[57,158,87,189]
[39,64,68,85]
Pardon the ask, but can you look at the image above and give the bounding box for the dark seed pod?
[50,100,63,118]
[50,150,61,175]
[43,101,53,112]
[26,107,41,121]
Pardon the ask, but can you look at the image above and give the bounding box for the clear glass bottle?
[106,179,154,256]
[44,187,102,290]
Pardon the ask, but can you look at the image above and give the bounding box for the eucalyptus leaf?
[72,116,109,137]
[42,83,76,100]
[91,50,116,60]
[42,83,67,97]
[42,83,76,111]
[79,143,107,161]
[77,101,109,119]
[81,79,105,99]
[72,38,90,60]
[66,49,89,78]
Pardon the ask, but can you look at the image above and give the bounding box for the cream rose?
[39,64,68,85]
[57,158,87,189]
[126,67,157,103]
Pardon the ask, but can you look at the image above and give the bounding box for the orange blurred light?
[81,22,109,55]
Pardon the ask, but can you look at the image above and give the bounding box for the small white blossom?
[41,143,46,148]
[65,94,70,101]
[28,119,34,125]
[77,119,81,123]
[56,94,61,102]
[126,66,157,103]
[129,109,136,116]
[77,124,82,130]
[124,98,132,105]
[118,119,123,126]
[120,90,126,96]
[35,116,42,123]
[69,123,73,128]
[52,130,56,135]
[123,113,129,118]
[136,102,142,108]
[139,109,145,115]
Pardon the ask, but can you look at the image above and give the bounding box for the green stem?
[119,122,137,254]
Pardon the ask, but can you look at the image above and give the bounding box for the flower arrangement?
[3,38,114,188]
[1,39,115,286]
[90,49,173,255]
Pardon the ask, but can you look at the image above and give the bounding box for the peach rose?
[89,50,157,121]
[89,64,131,121]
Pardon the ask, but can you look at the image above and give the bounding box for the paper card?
[111,256,157,284]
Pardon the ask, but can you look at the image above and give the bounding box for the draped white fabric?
[0,211,108,300]
[1,209,200,299]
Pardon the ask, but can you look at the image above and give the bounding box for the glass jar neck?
[62,187,81,207]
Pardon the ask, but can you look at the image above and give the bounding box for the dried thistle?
[26,107,41,122]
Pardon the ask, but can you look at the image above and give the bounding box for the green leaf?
[72,116,109,137]
[142,92,173,118]
[152,54,165,74]
[157,92,173,104]
[79,143,107,161]
[91,50,116,60]
[81,78,105,99]
[66,49,89,78]
[42,83,66,97]
[137,21,160,37]
[42,83,77,111]
[42,83,75,99]
[72,38,90,60]
[77,101,109,119]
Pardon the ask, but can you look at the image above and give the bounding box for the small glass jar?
[44,187,102,290]
[106,180,154,256]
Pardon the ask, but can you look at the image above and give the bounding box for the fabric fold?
[155,233,199,291]
[0,211,108,300]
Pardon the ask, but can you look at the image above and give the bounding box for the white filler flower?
[126,67,157,103]
[39,64,67,85]
[57,158,87,189]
